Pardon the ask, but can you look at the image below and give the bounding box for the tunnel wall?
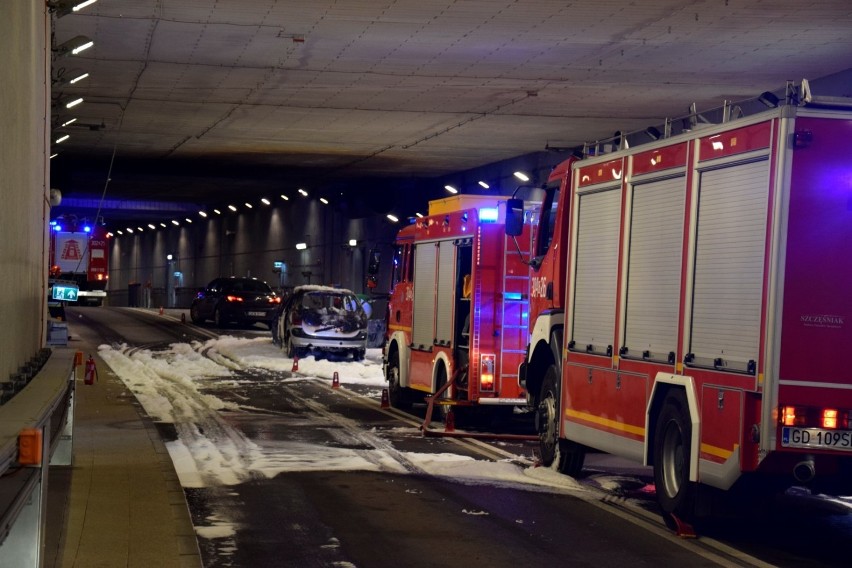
[107,200,399,307]
[0,2,50,378]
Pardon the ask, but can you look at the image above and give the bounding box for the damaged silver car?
[278,285,368,360]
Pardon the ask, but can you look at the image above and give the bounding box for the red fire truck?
[49,220,109,306]
[508,81,852,525]
[383,195,535,421]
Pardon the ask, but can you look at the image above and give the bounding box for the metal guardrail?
[0,349,75,567]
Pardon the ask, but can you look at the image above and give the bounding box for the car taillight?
[270,297,281,304]
[226,295,244,302]
[290,312,301,325]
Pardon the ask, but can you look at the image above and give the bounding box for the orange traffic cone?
[292,356,299,372]
[159,306,164,315]
[444,408,455,432]
[332,371,340,389]
[380,388,389,408]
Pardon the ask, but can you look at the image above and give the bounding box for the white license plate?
[781,427,852,451]
[247,311,265,317]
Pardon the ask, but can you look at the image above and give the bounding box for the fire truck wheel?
[386,349,410,409]
[537,365,585,476]
[653,390,697,523]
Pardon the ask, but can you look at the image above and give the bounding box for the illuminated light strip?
[387,324,412,333]
[564,408,645,437]
[409,384,433,393]
[700,443,737,460]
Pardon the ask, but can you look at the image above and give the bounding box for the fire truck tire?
[653,390,697,523]
[386,349,411,409]
[538,365,585,476]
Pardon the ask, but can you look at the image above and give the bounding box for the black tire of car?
[278,319,287,351]
[287,337,302,359]
[653,390,697,525]
[537,365,585,476]
[214,307,227,327]
[354,348,366,361]
[190,304,203,324]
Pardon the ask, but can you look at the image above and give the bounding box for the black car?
[189,277,281,328]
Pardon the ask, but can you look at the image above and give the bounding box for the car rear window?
[300,292,360,313]
[226,279,272,293]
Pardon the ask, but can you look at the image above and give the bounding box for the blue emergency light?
[479,207,499,222]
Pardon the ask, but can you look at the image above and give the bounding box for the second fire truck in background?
[383,195,535,420]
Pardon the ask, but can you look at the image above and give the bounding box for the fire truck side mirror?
[367,249,381,275]
[505,198,524,236]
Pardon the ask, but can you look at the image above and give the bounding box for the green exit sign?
[52,284,79,302]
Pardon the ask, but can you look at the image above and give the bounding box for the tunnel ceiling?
[49,0,852,225]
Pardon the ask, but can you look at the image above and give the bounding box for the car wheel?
[287,337,300,359]
[214,307,228,328]
[190,304,203,324]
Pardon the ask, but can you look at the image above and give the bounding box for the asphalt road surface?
[67,307,852,567]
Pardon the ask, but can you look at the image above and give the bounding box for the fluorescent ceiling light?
[386,214,399,223]
[348,239,357,246]
[65,97,83,109]
[478,181,490,189]
[147,224,156,229]
[55,134,70,144]
[199,211,208,217]
[213,209,221,215]
[444,185,458,194]
[280,194,289,201]
[298,189,308,197]
[319,198,329,205]
[61,118,77,127]
[50,153,59,159]
[228,205,237,212]
[415,212,424,218]
[295,242,307,250]
[69,72,89,84]
[73,0,98,11]
[261,198,270,205]
[245,203,253,209]
[185,218,192,223]
[513,171,530,182]
[160,222,167,228]
[171,220,179,226]
[54,35,94,57]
